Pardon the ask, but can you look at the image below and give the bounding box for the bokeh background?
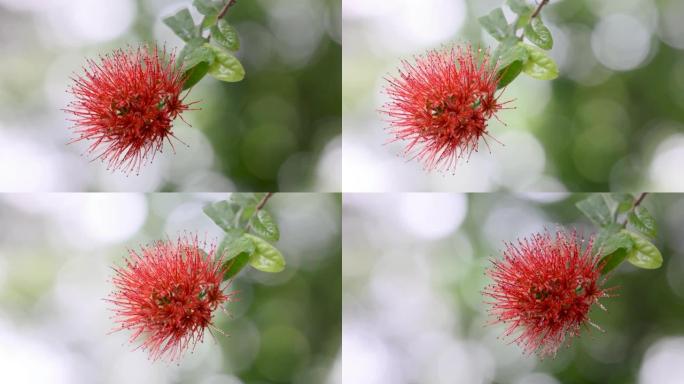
[0,0,341,192]
[343,193,684,384]
[343,0,684,192]
[0,193,341,384]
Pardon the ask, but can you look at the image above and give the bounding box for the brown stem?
[531,0,550,19]
[217,0,237,20]
[621,192,648,227]
[207,0,238,41]
[516,0,550,40]
[245,193,274,232]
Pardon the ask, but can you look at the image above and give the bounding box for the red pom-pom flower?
[66,45,192,174]
[483,230,610,357]
[381,46,508,171]
[108,235,234,361]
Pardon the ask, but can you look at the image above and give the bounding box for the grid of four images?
[1,0,683,383]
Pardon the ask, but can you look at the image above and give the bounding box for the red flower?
[108,235,234,361]
[66,45,192,174]
[381,46,507,171]
[483,230,609,357]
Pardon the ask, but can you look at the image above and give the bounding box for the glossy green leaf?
[217,231,254,260]
[496,60,524,89]
[211,19,240,51]
[207,45,245,82]
[522,43,558,80]
[193,0,225,16]
[524,17,553,50]
[182,61,210,90]
[492,37,528,69]
[250,210,280,241]
[576,194,613,227]
[629,206,657,238]
[163,8,197,42]
[626,232,663,269]
[479,8,510,41]
[507,0,533,15]
[244,233,285,273]
[203,200,235,232]
[222,253,250,280]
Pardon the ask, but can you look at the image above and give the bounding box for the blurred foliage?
[515,0,684,191]
[185,0,341,191]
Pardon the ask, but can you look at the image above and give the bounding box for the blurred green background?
[343,0,684,192]
[343,193,684,384]
[0,0,341,192]
[0,193,341,384]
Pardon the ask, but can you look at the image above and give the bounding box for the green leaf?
[507,0,533,15]
[217,231,255,260]
[596,225,633,256]
[182,61,210,90]
[625,232,663,269]
[211,19,240,51]
[178,38,214,68]
[201,14,219,30]
[250,210,280,241]
[206,45,245,82]
[203,200,235,232]
[629,206,657,238]
[524,17,553,50]
[612,193,635,215]
[522,43,559,80]
[193,0,225,16]
[230,193,259,226]
[492,37,528,69]
[163,8,197,42]
[576,194,613,227]
[496,60,524,89]
[479,8,511,41]
[244,233,285,273]
[222,252,250,280]
[599,248,629,275]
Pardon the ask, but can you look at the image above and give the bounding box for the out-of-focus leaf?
[479,8,511,41]
[576,194,613,227]
[163,8,197,42]
[203,200,235,232]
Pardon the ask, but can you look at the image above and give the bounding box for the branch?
[516,0,550,40]
[217,0,237,20]
[207,0,238,41]
[245,193,273,232]
[621,192,648,227]
[531,0,550,19]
